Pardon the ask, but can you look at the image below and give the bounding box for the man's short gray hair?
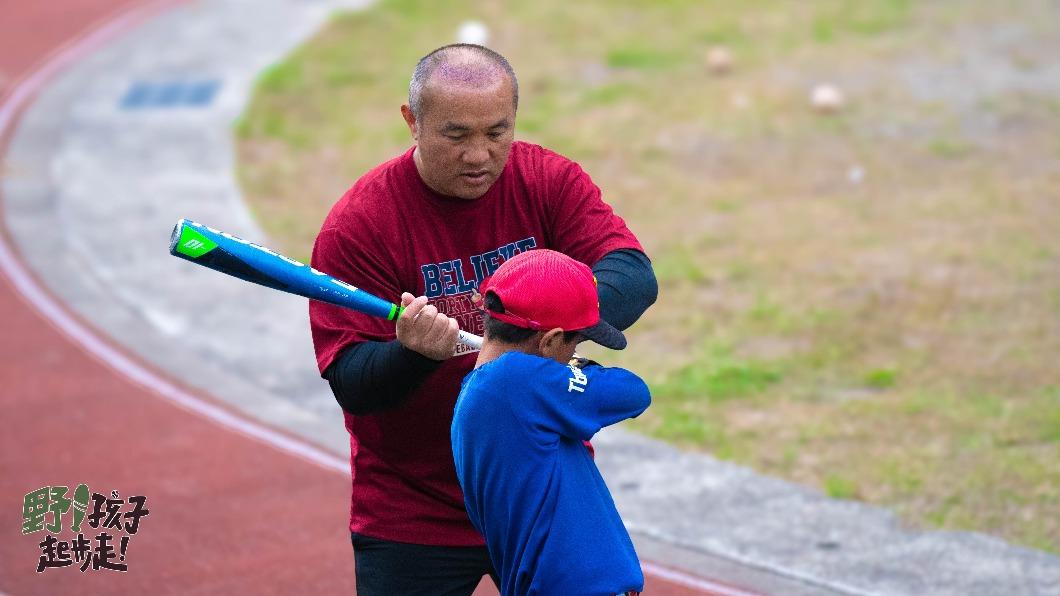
[408,44,519,120]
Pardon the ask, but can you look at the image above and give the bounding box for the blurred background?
[234,0,1060,555]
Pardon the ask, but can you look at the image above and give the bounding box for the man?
[453,249,651,596]
[310,43,657,594]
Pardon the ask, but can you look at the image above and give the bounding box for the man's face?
[402,77,516,200]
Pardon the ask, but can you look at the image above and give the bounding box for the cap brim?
[576,319,627,350]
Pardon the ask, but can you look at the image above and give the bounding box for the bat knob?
[169,219,188,255]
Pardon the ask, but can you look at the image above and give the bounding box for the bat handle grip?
[457,330,483,349]
[393,306,484,349]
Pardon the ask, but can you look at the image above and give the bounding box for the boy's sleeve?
[527,361,652,441]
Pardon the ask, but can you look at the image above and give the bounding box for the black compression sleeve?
[323,340,442,415]
[593,248,659,331]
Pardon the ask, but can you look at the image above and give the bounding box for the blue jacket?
[452,352,651,595]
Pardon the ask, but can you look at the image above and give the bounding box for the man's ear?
[400,104,418,140]
[538,328,569,360]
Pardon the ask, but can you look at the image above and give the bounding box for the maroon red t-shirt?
[310,141,643,546]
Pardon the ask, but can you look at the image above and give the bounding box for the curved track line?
[0,0,349,476]
[643,561,760,595]
[0,232,350,479]
[0,4,757,594]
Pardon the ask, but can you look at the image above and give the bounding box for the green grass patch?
[652,244,707,284]
[878,457,923,494]
[605,47,681,70]
[1036,403,1060,443]
[258,60,304,93]
[900,391,940,415]
[811,17,838,44]
[696,21,749,46]
[824,474,859,499]
[656,354,781,403]
[656,407,715,444]
[747,293,803,332]
[579,83,639,107]
[928,137,973,158]
[711,198,742,213]
[864,368,898,389]
[812,0,912,42]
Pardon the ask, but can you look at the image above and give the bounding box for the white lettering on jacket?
[567,364,588,393]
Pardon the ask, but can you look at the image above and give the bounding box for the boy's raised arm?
[530,362,651,441]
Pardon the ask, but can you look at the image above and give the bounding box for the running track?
[0,2,728,594]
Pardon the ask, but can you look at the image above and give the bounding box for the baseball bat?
[168,219,483,349]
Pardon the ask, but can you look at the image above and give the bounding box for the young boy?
[451,249,651,596]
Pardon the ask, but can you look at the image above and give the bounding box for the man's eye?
[446,135,465,141]
[488,132,503,139]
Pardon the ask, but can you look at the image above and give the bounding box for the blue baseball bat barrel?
[168,219,484,349]
[169,219,400,320]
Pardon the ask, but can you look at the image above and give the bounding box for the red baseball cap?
[478,249,627,350]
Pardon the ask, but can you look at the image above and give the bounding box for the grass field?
[235,0,1060,553]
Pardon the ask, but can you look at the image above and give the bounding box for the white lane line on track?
[643,561,762,596]
[0,0,349,477]
[0,4,748,595]
[0,238,350,478]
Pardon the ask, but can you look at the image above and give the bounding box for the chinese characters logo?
[22,485,150,573]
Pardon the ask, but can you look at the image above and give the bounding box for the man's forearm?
[323,340,442,415]
[593,248,659,331]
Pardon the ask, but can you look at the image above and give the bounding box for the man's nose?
[461,139,490,164]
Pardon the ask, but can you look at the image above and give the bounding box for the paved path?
[1,0,1058,594]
